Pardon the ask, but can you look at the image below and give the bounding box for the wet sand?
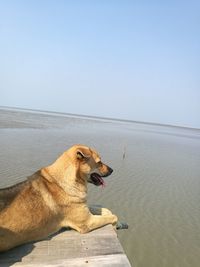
[0,107,200,267]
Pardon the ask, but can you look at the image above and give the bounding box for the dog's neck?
[43,159,88,201]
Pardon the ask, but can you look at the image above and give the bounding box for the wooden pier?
[0,225,131,266]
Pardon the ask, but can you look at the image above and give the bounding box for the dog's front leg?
[61,205,118,233]
[64,213,118,234]
[79,213,118,233]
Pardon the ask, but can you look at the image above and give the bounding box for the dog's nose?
[108,167,113,174]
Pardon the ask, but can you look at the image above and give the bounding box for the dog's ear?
[76,148,91,160]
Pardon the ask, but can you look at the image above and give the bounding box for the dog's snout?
[101,165,113,177]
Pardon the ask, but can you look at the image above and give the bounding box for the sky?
[0,0,200,128]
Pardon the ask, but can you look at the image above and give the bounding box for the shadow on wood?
[0,243,35,267]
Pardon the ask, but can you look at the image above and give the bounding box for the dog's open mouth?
[90,173,105,187]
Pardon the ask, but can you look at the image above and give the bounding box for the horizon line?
[0,105,199,131]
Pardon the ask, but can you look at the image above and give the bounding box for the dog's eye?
[97,161,102,166]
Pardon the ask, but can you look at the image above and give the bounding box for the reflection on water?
[0,108,200,267]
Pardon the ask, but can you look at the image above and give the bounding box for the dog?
[0,144,118,252]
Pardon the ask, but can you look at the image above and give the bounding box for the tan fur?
[0,145,117,252]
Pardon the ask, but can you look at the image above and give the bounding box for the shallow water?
[0,108,200,267]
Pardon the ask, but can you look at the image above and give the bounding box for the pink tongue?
[99,177,106,188]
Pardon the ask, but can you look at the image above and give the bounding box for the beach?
[0,107,200,267]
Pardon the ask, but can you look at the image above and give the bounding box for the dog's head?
[69,145,113,186]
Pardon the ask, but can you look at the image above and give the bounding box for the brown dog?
[0,144,118,252]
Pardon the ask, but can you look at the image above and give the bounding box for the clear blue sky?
[0,1,200,128]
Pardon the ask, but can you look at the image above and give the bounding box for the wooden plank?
[1,255,131,267]
[0,225,131,266]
